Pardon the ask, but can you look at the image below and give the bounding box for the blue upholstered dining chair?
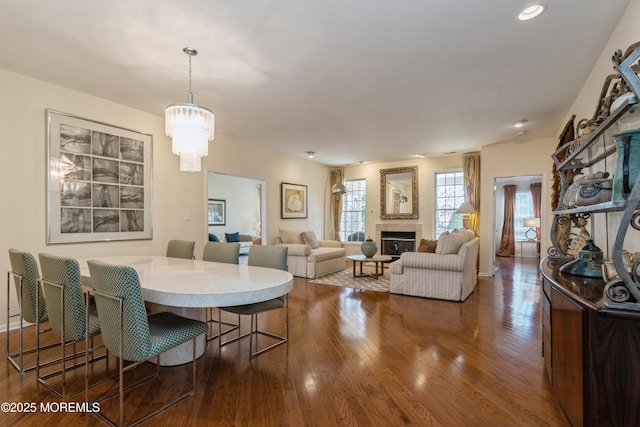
[37,253,105,398]
[202,242,241,341]
[218,245,289,358]
[7,249,56,373]
[166,239,195,259]
[87,259,208,427]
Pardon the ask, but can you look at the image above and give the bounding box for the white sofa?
[274,229,346,279]
[209,233,255,255]
[389,236,479,301]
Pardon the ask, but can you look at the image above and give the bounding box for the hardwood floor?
[1,257,569,426]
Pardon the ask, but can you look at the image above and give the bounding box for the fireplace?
[381,231,416,259]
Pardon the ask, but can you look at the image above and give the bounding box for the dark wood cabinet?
[541,260,640,427]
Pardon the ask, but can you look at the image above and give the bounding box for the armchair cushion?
[319,240,342,248]
[436,229,475,254]
[279,228,304,244]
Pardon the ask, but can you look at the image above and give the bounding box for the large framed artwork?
[208,199,226,225]
[46,110,153,244]
[281,182,307,219]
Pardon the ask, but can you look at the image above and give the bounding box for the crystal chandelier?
[165,47,215,172]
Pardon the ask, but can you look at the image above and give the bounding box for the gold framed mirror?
[380,166,418,219]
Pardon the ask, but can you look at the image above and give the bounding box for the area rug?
[309,267,390,292]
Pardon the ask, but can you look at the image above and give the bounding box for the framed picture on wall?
[208,199,226,225]
[281,182,307,219]
[46,109,153,244]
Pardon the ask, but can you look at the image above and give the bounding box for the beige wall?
[479,138,556,274]
[2,0,639,327]
[564,0,640,125]
[0,68,329,329]
[343,141,556,276]
[342,155,464,255]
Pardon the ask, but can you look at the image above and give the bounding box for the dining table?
[77,255,293,365]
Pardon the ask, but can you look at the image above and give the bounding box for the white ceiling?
[0,1,630,166]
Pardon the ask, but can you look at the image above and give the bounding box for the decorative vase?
[361,237,378,258]
[612,128,640,202]
[560,239,604,278]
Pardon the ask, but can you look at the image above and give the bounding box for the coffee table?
[347,254,393,279]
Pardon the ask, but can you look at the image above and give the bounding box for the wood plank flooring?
[0,257,569,426]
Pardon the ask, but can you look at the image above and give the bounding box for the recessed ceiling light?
[517,5,545,21]
[413,154,425,159]
[517,131,527,136]
[305,151,315,158]
[513,119,528,128]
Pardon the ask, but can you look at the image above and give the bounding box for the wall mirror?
[380,166,418,219]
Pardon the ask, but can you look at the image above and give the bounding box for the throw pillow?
[417,238,437,253]
[208,233,220,242]
[225,232,240,243]
[239,234,253,242]
[279,228,304,244]
[301,230,320,249]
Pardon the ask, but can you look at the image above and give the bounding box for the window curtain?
[463,152,481,234]
[530,182,542,253]
[329,168,344,241]
[496,185,517,257]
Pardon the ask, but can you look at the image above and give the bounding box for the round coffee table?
[346,254,393,279]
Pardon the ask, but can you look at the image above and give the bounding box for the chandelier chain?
[188,54,193,96]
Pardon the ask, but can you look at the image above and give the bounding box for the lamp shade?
[523,217,540,228]
[331,183,347,195]
[455,202,477,215]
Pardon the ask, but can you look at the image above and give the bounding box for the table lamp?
[523,217,540,240]
[456,202,476,229]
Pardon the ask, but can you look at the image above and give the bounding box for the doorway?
[205,170,267,245]
[492,175,544,275]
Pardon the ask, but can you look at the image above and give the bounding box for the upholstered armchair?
[390,236,479,301]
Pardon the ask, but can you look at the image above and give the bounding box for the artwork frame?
[46,110,153,244]
[208,199,226,226]
[281,182,307,219]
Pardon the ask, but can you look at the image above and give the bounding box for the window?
[514,191,534,240]
[339,179,366,242]
[434,171,464,238]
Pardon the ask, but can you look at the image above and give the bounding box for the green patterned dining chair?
[87,259,208,427]
[202,241,241,264]
[37,253,105,398]
[202,242,241,341]
[166,239,195,259]
[218,245,289,358]
[7,249,55,373]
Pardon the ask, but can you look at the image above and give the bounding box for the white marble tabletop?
[77,255,294,308]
